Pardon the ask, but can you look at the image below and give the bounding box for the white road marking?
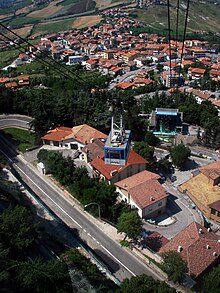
[0,151,138,277]
[14,164,83,229]
[100,244,136,277]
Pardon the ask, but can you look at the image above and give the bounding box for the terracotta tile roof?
[65,124,107,144]
[90,149,147,180]
[115,170,160,189]
[115,170,167,209]
[42,127,72,142]
[81,139,105,161]
[116,82,133,90]
[188,67,206,74]
[144,231,169,252]
[208,200,220,212]
[159,222,220,278]
[4,82,18,88]
[199,161,220,179]
[0,77,10,83]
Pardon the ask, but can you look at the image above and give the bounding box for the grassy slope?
[1,128,36,152]
[32,18,75,35]
[135,1,220,33]
[0,48,20,69]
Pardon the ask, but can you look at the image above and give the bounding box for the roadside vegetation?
[1,128,36,152]
[37,149,132,225]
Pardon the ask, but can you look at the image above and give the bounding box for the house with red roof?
[90,149,148,184]
[159,222,220,278]
[41,124,107,151]
[179,161,220,223]
[188,67,206,79]
[115,170,168,218]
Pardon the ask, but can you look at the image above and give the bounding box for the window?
[211,208,216,215]
[158,202,162,207]
[70,143,78,150]
[217,211,220,217]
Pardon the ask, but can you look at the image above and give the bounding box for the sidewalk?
[17,154,190,292]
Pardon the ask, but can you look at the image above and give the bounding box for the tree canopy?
[133,141,154,162]
[116,211,142,240]
[202,264,220,293]
[0,205,36,251]
[16,257,71,293]
[170,144,191,169]
[161,251,187,283]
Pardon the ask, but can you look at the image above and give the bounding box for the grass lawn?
[0,49,20,69]
[32,18,75,36]
[1,128,36,153]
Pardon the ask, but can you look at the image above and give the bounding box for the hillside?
[133,0,220,34]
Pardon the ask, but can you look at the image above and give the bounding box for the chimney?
[177,245,183,253]
[150,196,155,201]
[206,244,210,250]
[213,252,217,256]
[207,227,211,232]
[199,228,203,234]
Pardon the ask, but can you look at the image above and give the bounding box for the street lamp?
[84,202,101,220]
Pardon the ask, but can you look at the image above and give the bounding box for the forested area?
[0,68,220,148]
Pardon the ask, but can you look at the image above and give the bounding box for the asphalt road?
[0,114,33,130]
[0,133,163,281]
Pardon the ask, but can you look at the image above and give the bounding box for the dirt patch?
[15,6,32,16]
[95,0,111,9]
[0,13,13,20]
[72,15,103,28]
[27,0,63,18]
[7,25,33,39]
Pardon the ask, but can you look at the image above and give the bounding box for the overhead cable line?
[0,22,87,85]
[0,33,83,82]
[167,0,172,82]
[175,0,180,70]
[178,0,190,79]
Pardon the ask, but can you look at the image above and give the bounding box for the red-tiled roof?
[90,149,147,180]
[42,124,107,144]
[115,170,160,189]
[42,127,72,142]
[159,222,220,278]
[199,161,220,179]
[144,231,169,252]
[0,77,10,83]
[115,170,167,209]
[208,200,220,212]
[116,82,133,90]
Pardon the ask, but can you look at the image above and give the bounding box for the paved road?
[0,136,164,282]
[0,114,33,130]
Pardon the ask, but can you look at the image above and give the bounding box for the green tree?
[145,131,160,146]
[0,243,10,283]
[133,141,154,162]
[117,211,142,240]
[202,265,220,293]
[0,205,36,251]
[161,251,187,283]
[16,257,71,293]
[117,274,175,293]
[170,144,191,169]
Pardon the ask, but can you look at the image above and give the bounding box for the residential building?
[90,149,148,184]
[178,161,220,223]
[115,170,168,218]
[41,124,107,151]
[159,222,220,278]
